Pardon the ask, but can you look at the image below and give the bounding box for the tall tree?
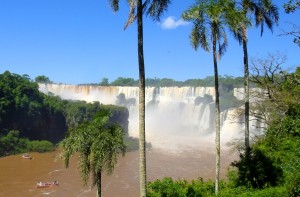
[60,110,126,197]
[249,53,299,126]
[108,1,171,196]
[182,0,242,194]
[232,0,279,157]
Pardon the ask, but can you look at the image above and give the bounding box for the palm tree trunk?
[137,0,147,196]
[96,172,102,197]
[242,27,250,157]
[212,30,221,195]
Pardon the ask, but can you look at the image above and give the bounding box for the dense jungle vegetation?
[0,71,129,157]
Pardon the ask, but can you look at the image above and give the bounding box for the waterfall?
[39,84,262,151]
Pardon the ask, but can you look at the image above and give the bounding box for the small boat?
[36,181,59,188]
[22,153,32,159]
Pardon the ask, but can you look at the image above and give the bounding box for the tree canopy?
[35,75,53,84]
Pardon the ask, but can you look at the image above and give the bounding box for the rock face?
[30,111,67,143]
[1,102,68,144]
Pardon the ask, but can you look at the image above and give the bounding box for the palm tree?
[60,110,126,197]
[182,0,243,194]
[108,1,171,196]
[233,0,279,157]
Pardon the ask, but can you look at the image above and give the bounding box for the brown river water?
[0,145,236,197]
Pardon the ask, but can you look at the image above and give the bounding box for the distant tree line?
[92,76,245,89]
[105,77,242,112]
[33,73,246,113]
[85,76,245,111]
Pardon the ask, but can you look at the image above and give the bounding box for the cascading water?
[39,84,259,151]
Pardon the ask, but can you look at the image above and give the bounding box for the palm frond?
[182,4,201,21]
[262,1,279,33]
[232,27,244,44]
[183,3,211,52]
[109,0,119,12]
[199,25,210,52]
[146,0,171,21]
[217,27,228,58]
[224,0,248,45]
[247,0,257,12]
[142,0,151,14]
[79,152,91,185]
[124,0,137,30]
[252,0,279,36]
[190,24,200,50]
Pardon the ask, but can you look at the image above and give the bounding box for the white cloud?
[160,16,190,29]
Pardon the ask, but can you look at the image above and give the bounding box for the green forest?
[0,71,130,156]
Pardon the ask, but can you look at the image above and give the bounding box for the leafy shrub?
[27,140,54,153]
[0,130,55,156]
[286,173,300,197]
[147,177,187,197]
[219,186,287,197]
[0,130,29,156]
[147,177,215,197]
[231,148,283,188]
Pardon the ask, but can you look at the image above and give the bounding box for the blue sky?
[0,0,299,84]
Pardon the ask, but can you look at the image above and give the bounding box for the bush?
[219,186,288,197]
[147,177,186,197]
[286,173,300,197]
[0,130,29,156]
[147,177,289,197]
[147,177,215,197]
[27,140,54,152]
[231,148,283,188]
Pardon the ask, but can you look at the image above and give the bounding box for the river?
[0,145,236,197]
